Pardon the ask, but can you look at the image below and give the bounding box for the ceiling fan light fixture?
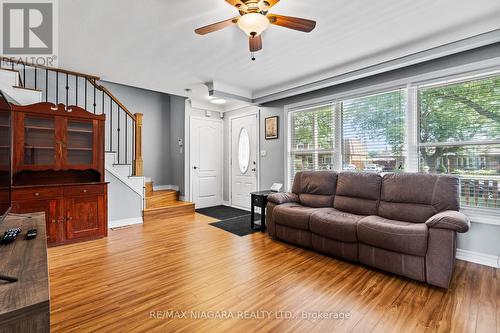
[237,13,269,37]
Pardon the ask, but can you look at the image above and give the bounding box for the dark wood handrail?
[1,56,101,81]
[88,80,136,121]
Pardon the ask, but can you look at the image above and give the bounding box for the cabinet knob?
[82,189,88,193]
[34,192,40,197]
[52,219,57,224]
[67,216,73,221]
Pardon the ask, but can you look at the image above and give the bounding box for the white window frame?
[284,64,500,224]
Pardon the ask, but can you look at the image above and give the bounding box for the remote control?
[26,229,37,240]
[2,228,22,244]
[0,274,18,283]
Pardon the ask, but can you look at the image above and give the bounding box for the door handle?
[193,166,198,170]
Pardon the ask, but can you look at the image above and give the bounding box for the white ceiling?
[59,0,500,108]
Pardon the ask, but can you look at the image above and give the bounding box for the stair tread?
[144,201,194,212]
[148,189,177,197]
[13,86,42,92]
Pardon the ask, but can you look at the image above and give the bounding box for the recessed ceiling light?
[211,98,226,105]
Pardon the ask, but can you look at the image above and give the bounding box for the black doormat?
[209,215,260,237]
[196,205,249,220]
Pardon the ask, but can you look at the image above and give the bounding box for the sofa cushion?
[272,203,318,230]
[292,171,337,208]
[275,225,312,248]
[312,234,358,262]
[357,216,428,256]
[309,209,364,242]
[378,173,460,223]
[334,172,382,215]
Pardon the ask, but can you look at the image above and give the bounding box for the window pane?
[290,112,314,151]
[419,76,500,144]
[288,104,335,188]
[317,110,334,150]
[418,75,500,210]
[290,153,314,173]
[342,90,407,172]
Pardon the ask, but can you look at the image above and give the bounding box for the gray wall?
[104,82,186,190]
[101,82,172,186]
[169,95,187,195]
[259,107,285,190]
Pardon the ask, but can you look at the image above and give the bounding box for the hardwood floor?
[48,213,499,333]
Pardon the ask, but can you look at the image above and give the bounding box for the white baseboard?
[109,217,143,229]
[222,200,231,206]
[153,184,179,191]
[456,249,500,268]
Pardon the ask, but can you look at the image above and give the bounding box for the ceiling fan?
[195,0,316,60]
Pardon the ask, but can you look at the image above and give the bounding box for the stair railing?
[0,56,143,176]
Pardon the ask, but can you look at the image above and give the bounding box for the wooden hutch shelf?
[10,102,108,246]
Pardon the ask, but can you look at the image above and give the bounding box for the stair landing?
[143,184,195,220]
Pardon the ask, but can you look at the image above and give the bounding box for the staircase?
[143,181,195,219]
[0,57,194,225]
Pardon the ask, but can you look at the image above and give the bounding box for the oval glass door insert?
[238,127,250,174]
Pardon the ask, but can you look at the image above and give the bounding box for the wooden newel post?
[134,113,144,176]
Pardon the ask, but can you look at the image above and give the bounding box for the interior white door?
[190,117,223,209]
[231,114,258,210]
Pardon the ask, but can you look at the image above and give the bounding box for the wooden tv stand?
[0,213,50,332]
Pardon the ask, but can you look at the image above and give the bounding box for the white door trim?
[228,108,260,208]
[189,116,224,207]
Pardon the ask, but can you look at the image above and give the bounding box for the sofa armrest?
[268,192,299,205]
[425,211,470,233]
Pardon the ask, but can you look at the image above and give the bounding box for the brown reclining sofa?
[266,171,470,288]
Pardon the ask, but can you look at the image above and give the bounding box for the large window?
[288,104,335,186]
[418,76,500,209]
[286,72,500,213]
[342,90,406,173]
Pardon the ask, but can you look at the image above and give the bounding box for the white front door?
[231,113,258,210]
[190,117,223,209]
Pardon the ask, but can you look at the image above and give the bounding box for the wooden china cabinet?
[10,102,108,246]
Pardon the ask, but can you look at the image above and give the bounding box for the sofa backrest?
[292,171,338,208]
[334,172,382,215]
[378,173,460,223]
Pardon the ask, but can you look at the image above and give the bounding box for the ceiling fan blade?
[249,35,262,52]
[225,0,248,11]
[263,0,280,9]
[195,17,239,35]
[268,14,316,32]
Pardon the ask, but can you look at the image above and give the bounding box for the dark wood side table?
[250,190,273,232]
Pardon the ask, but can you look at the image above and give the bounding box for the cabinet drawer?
[252,195,264,206]
[13,187,63,201]
[64,185,104,197]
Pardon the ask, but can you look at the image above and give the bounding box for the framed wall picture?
[265,116,279,140]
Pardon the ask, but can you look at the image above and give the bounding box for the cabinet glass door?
[66,120,93,166]
[24,116,56,166]
[0,112,9,168]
